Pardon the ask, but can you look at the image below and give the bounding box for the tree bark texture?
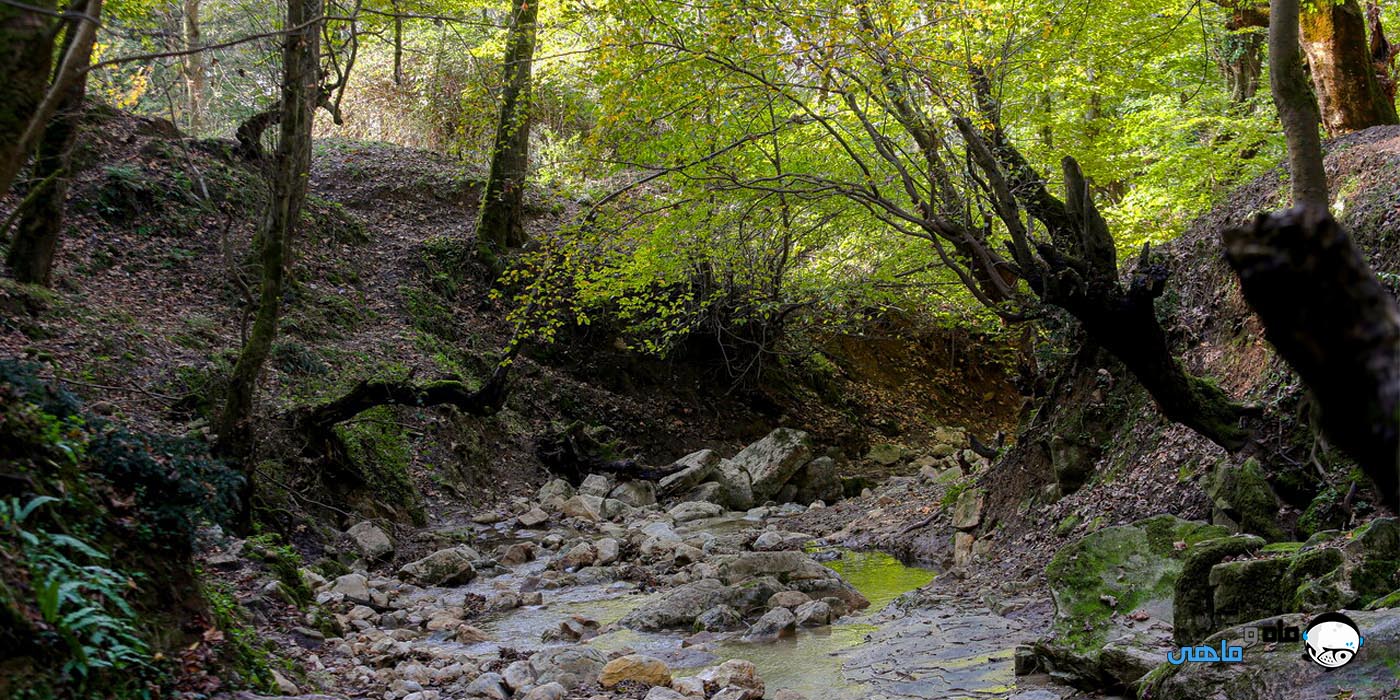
[0,0,58,197]
[1299,0,1398,135]
[6,0,102,286]
[1270,0,1330,208]
[476,0,538,263]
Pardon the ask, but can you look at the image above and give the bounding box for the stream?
[399,512,1040,700]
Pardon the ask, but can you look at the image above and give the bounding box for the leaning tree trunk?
[216,0,321,456]
[1220,0,1400,511]
[475,0,538,268]
[1300,0,1398,135]
[0,0,59,197]
[6,0,102,286]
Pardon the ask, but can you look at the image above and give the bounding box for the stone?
[1049,433,1096,495]
[538,479,575,506]
[1143,609,1400,700]
[697,659,764,696]
[646,687,689,700]
[347,521,394,561]
[522,682,567,700]
[529,646,609,689]
[595,537,621,565]
[1173,534,1267,645]
[466,672,509,700]
[518,507,550,528]
[1035,515,1231,689]
[682,482,726,506]
[752,531,785,551]
[500,542,538,566]
[951,487,984,531]
[1206,458,1285,541]
[560,495,605,521]
[716,551,868,610]
[641,520,683,542]
[579,473,615,497]
[601,498,634,520]
[669,501,724,523]
[866,443,905,466]
[742,606,796,641]
[557,542,597,570]
[330,573,371,602]
[610,480,658,507]
[659,450,723,497]
[772,691,808,700]
[397,546,477,586]
[767,590,811,609]
[693,604,745,631]
[730,428,814,502]
[455,624,490,643]
[620,578,733,631]
[710,460,756,510]
[674,544,705,565]
[712,688,759,700]
[791,456,842,505]
[794,599,832,626]
[671,676,706,697]
[271,669,299,695]
[599,654,672,688]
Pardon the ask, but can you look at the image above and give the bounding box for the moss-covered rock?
[1173,535,1266,645]
[1205,458,1284,541]
[1037,516,1228,690]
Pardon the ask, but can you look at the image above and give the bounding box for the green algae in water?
[821,550,937,610]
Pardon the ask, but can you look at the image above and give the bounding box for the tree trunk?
[1300,0,1398,135]
[182,0,204,134]
[1220,0,1400,511]
[6,0,101,286]
[216,0,321,456]
[0,0,58,197]
[476,0,538,266]
[392,0,403,86]
[1367,2,1396,103]
[1223,6,1268,102]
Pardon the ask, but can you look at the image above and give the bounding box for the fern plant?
[1,495,152,686]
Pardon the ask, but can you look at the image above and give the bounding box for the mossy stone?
[1173,535,1265,645]
[1205,458,1284,541]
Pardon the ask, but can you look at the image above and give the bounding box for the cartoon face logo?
[1303,612,1364,669]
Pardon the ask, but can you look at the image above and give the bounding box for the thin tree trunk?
[182,0,204,133]
[392,0,403,86]
[475,0,538,267]
[6,0,101,286]
[216,0,321,456]
[1270,0,1329,208]
[1222,6,1267,102]
[1299,0,1398,135]
[0,0,59,197]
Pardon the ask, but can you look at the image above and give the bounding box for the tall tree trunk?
[1367,1,1396,103]
[1299,0,1398,135]
[392,0,403,86]
[0,0,58,197]
[475,0,538,267]
[182,0,204,133]
[216,0,321,456]
[6,0,101,286]
[1220,0,1400,511]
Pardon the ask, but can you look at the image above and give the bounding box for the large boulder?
[1141,609,1400,700]
[529,646,609,690]
[579,473,615,498]
[599,654,672,688]
[669,501,723,523]
[1033,515,1229,690]
[1206,458,1285,541]
[610,480,658,507]
[790,456,842,505]
[659,449,722,497]
[397,546,478,586]
[620,579,733,631]
[729,428,814,502]
[537,479,575,508]
[710,460,755,510]
[346,521,394,561]
[742,607,796,642]
[560,495,605,521]
[715,551,868,610]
